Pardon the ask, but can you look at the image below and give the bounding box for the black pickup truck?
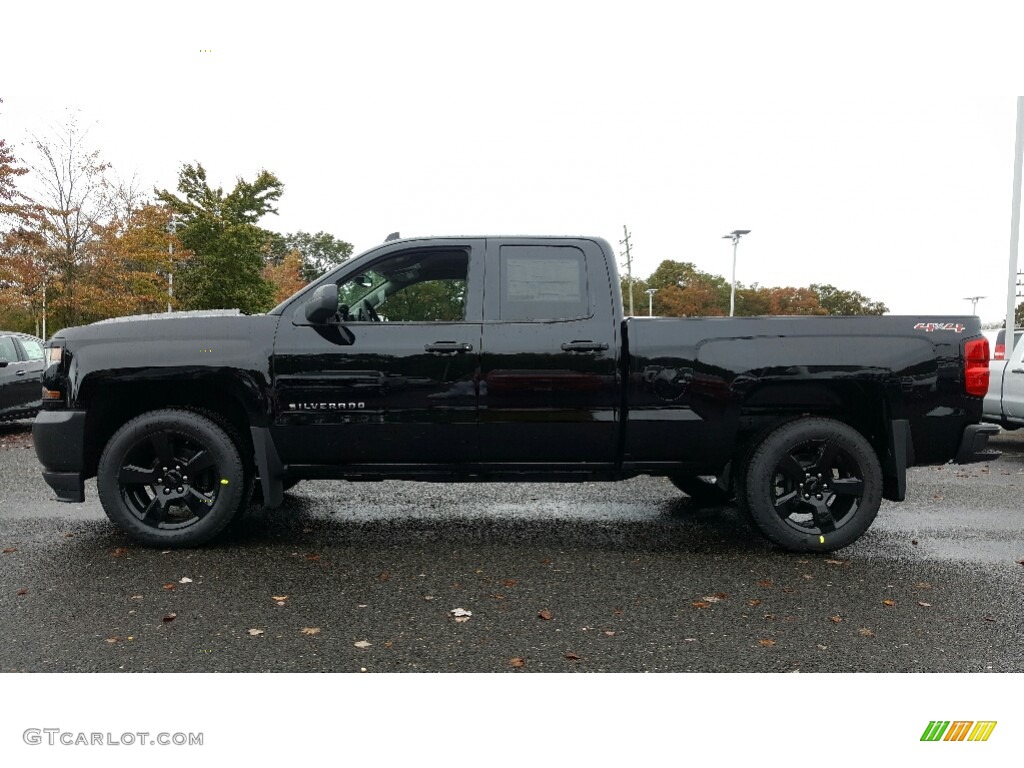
[33,235,998,552]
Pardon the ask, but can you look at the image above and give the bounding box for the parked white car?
[983,328,1024,428]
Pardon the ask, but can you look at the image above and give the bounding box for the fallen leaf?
[564,652,581,661]
[700,596,721,603]
[354,639,371,648]
[917,601,932,607]
[747,599,762,607]
[911,539,919,546]
[882,599,895,607]
[538,609,554,620]
[913,582,932,589]
[931,495,942,501]
[2,547,17,554]
[162,583,175,591]
[16,588,28,596]
[983,616,997,623]
[713,592,729,600]
[817,644,828,650]
[503,579,518,588]
[824,559,847,565]
[830,615,842,623]
[603,630,616,637]
[858,628,876,637]
[179,577,193,584]
[758,639,776,647]
[301,627,321,636]
[509,657,526,668]
[271,595,288,602]
[691,601,712,609]
[781,587,796,593]
[105,637,119,644]
[130,595,143,600]
[450,608,472,618]
[248,628,264,636]
[377,571,391,582]
[801,574,813,580]
[111,547,128,557]
[162,613,176,623]
[305,553,321,562]
[384,640,393,649]
[63,533,74,538]
[757,579,774,588]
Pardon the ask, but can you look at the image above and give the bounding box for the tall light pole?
[645,288,657,316]
[964,296,985,315]
[722,229,751,317]
[162,214,181,312]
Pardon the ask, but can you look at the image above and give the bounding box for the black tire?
[742,417,882,552]
[96,409,247,547]
[669,475,734,505]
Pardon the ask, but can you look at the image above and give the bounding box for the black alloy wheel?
[97,410,246,547]
[743,417,882,552]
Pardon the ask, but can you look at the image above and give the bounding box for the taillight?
[994,344,1005,360]
[964,338,990,397]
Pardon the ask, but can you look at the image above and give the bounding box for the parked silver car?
[0,332,46,421]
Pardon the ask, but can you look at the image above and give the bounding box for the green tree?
[810,284,888,315]
[266,230,353,282]
[156,163,281,313]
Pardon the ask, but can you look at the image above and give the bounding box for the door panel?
[271,240,483,466]
[478,239,619,464]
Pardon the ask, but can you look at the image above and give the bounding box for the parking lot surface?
[1,419,1021,672]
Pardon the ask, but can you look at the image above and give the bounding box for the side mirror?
[304,284,340,324]
[0,359,8,368]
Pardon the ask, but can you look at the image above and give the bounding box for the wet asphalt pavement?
[0,419,1021,673]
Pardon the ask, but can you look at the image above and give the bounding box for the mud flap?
[250,426,285,508]
[882,418,911,502]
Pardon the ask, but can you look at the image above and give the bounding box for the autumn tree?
[156,163,280,314]
[263,249,306,304]
[265,230,353,281]
[77,203,190,321]
[810,284,888,315]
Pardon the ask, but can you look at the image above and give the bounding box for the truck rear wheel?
[742,417,882,552]
[96,409,247,547]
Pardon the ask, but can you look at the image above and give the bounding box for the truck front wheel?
[742,417,882,552]
[96,409,247,547]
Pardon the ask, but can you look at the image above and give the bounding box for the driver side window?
[337,248,469,323]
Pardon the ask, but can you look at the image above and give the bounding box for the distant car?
[0,332,46,421]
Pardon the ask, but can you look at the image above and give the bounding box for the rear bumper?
[33,410,87,503]
[955,423,1001,464]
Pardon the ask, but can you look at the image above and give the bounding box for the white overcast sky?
[4,1,1024,321]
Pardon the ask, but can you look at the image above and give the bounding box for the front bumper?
[33,410,87,503]
[955,423,1001,464]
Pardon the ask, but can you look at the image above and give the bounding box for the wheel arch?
[78,371,265,478]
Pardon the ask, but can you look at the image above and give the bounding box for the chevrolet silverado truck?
[33,235,998,552]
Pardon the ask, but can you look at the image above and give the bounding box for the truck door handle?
[15,370,26,376]
[425,342,473,355]
[561,341,609,353]
[1012,368,1024,374]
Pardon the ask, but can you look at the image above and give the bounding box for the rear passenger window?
[499,245,589,321]
[0,336,17,363]
[18,338,44,360]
